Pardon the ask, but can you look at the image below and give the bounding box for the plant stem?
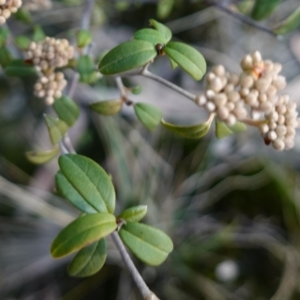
[141,69,196,101]
[111,232,160,300]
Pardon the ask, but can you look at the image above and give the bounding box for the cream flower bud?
[272,139,285,151]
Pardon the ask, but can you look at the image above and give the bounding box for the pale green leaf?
[157,0,175,20]
[56,154,115,214]
[26,146,59,164]
[44,114,69,145]
[273,7,300,34]
[118,205,147,223]
[53,96,80,126]
[164,42,206,80]
[119,223,173,266]
[68,239,107,277]
[134,103,162,131]
[76,29,92,48]
[99,40,157,75]
[89,99,123,116]
[51,213,116,258]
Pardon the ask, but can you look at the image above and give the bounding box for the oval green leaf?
[161,115,213,139]
[33,24,45,42]
[134,28,166,45]
[99,40,157,75]
[14,7,32,24]
[53,95,80,126]
[134,102,162,131]
[119,223,173,266]
[164,42,206,80]
[76,29,92,48]
[15,35,31,50]
[44,114,69,145]
[5,59,36,77]
[157,0,174,20]
[89,99,123,116]
[68,238,107,277]
[118,205,147,223]
[57,154,115,214]
[77,55,97,84]
[51,213,116,258]
[273,7,300,35]
[149,19,172,44]
[215,120,233,139]
[26,145,59,164]
[131,85,142,95]
[251,0,281,21]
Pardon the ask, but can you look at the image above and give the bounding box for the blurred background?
[1,0,300,299]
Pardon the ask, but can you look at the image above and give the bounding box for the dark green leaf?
[26,146,59,164]
[89,99,123,116]
[119,223,173,266]
[33,25,45,42]
[99,40,157,75]
[5,59,37,77]
[157,0,175,20]
[149,19,172,44]
[134,103,162,131]
[57,154,115,213]
[14,8,32,24]
[118,205,147,223]
[164,42,206,80]
[53,96,80,126]
[44,114,69,145]
[76,29,92,48]
[68,239,107,277]
[0,47,13,68]
[15,35,31,50]
[251,0,281,21]
[51,213,116,258]
[134,28,166,45]
[0,27,10,47]
[161,115,213,139]
[273,7,300,34]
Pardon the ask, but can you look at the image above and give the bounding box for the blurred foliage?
[1,0,300,299]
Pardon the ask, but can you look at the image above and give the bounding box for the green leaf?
[5,59,37,77]
[77,55,98,84]
[134,103,162,131]
[149,19,172,44]
[251,0,281,21]
[15,35,31,50]
[0,47,13,68]
[134,28,166,45]
[44,114,69,145]
[157,0,175,20]
[33,25,46,42]
[0,27,10,47]
[56,154,116,214]
[168,57,178,69]
[14,8,32,24]
[119,223,173,266]
[164,42,206,80]
[230,121,247,133]
[118,205,147,223]
[68,238,107,277]
[89,99,123,116]
[215,120,233,139]
[161,115,213,139]
[273,7,300,34]
[99,40,157,75]
[26,146,59,164]
[51,213,117,258]
[131,85,142,95]
[76,29,92,48]
[53,96,80,126]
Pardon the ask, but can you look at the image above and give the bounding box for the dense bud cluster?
[26,37,74,72]
[27,37,73,105]
[196,51,299,151]
[0,0,22,24]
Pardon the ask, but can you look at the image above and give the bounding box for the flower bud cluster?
[26,37,74,72]
[0,0,22,24]
[34,72,67,105]
[196,51,299,151]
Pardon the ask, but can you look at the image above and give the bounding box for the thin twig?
[111,232,160,300]
[206,1,279,38]
[141,69,196,101]
[80,0,94,31]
